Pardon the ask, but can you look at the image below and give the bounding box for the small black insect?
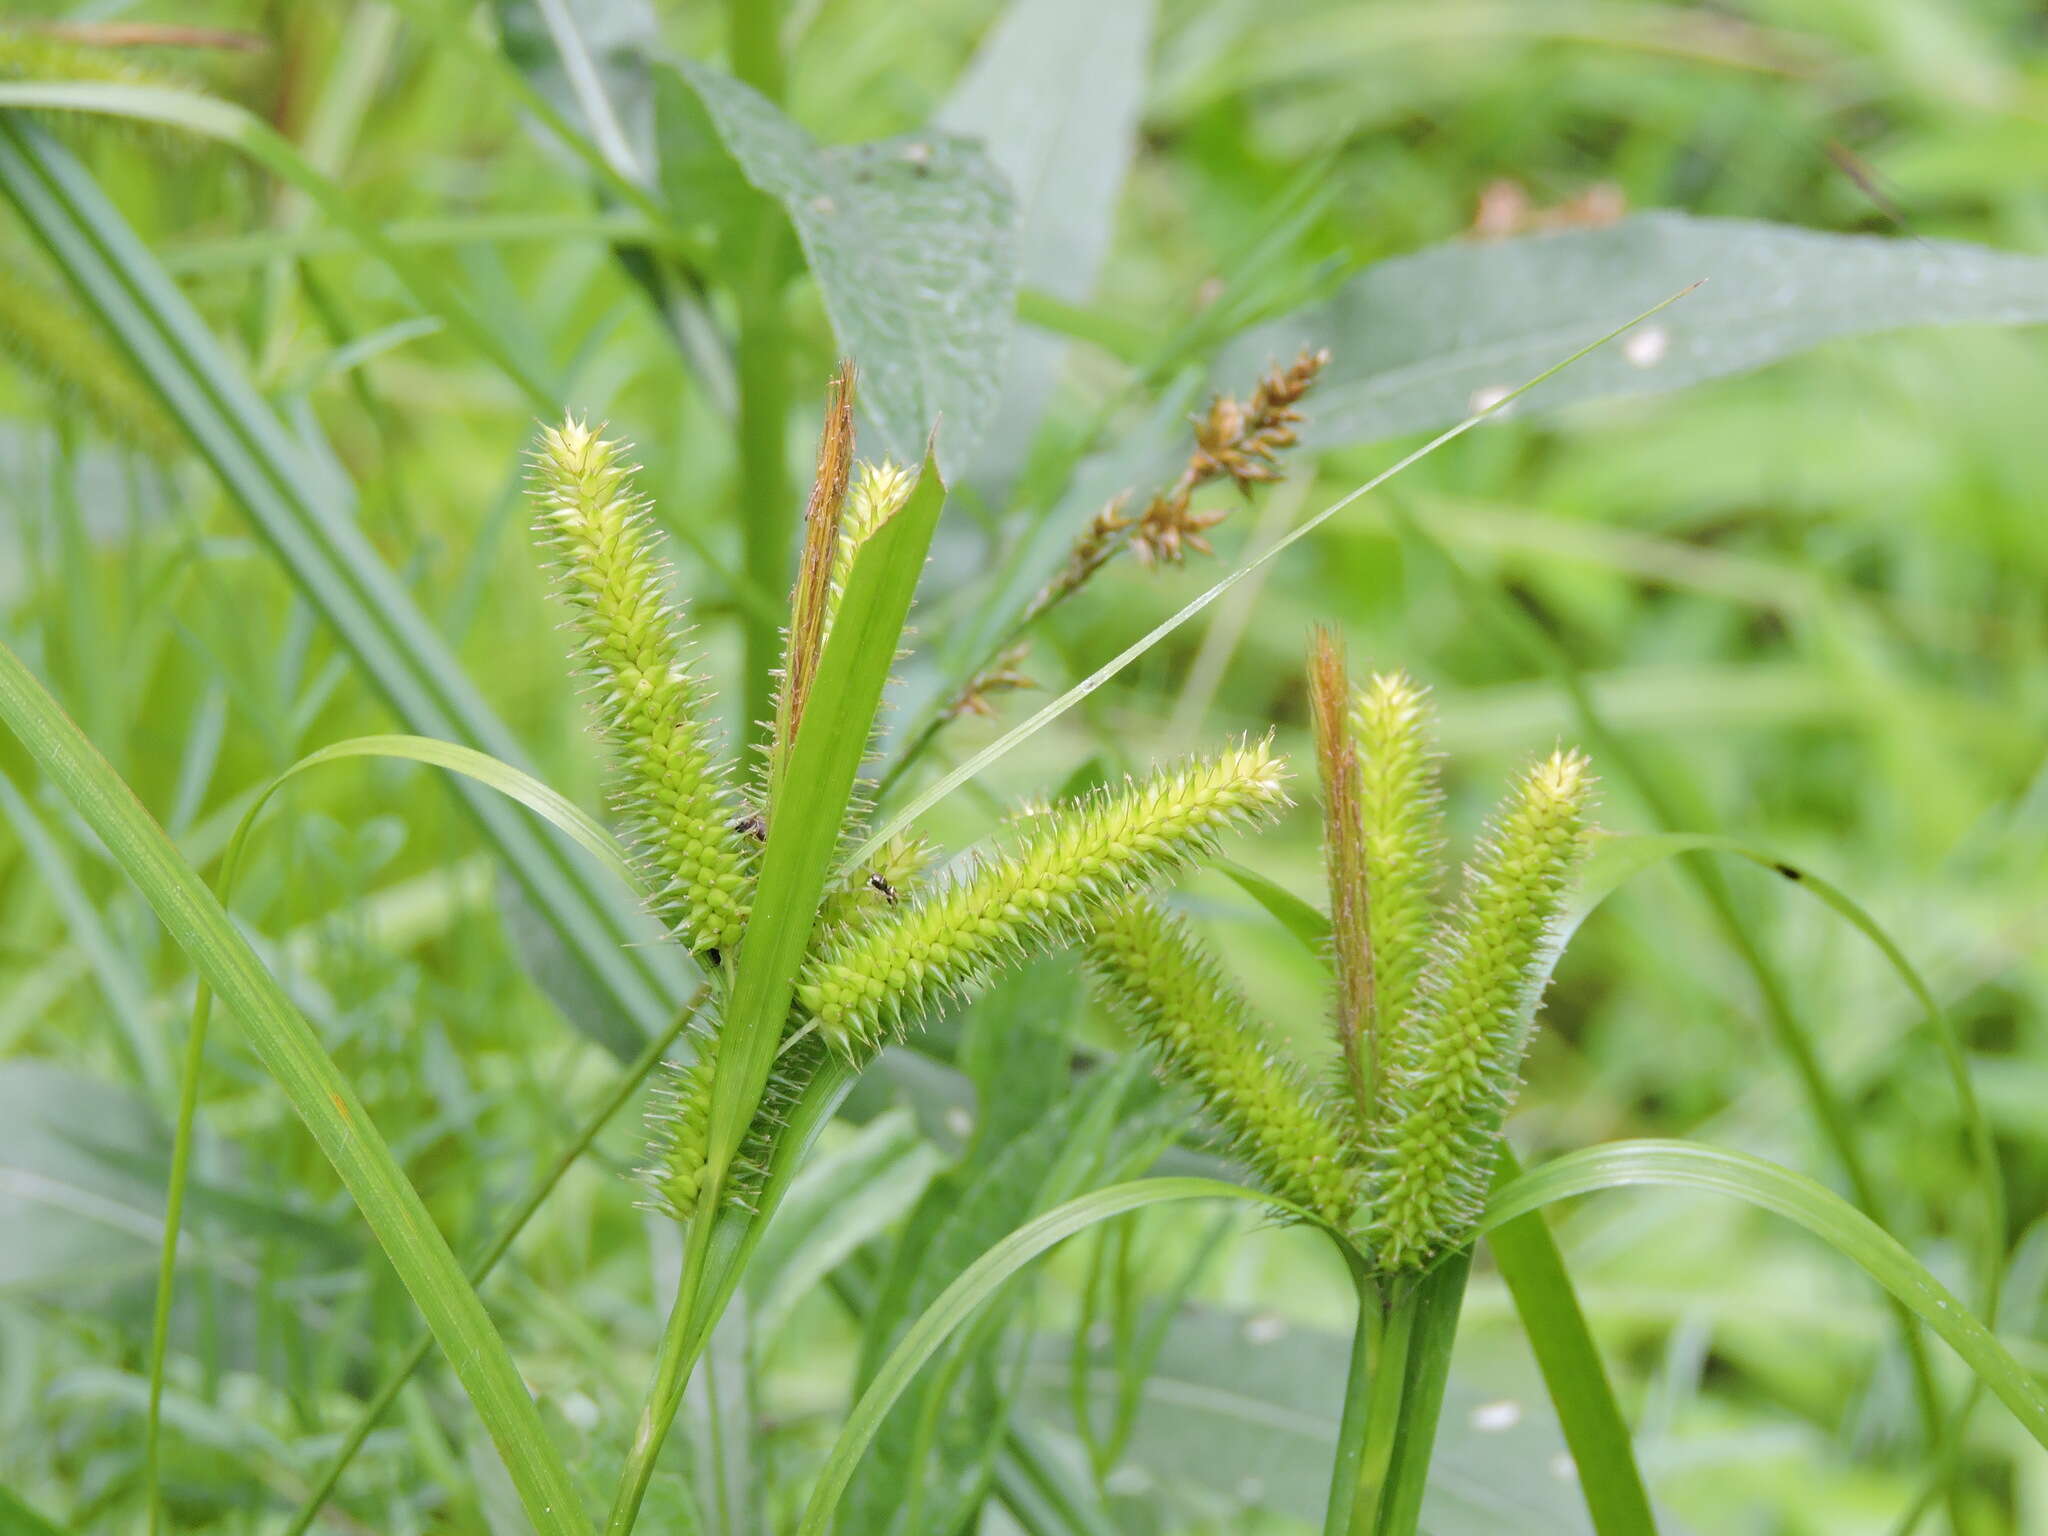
[731,811,768,843]
[866,872,900,904]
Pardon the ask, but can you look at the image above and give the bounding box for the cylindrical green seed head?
[532,420,753,957]
[640,1038,716,1221]
[1372,748,1594,1270]
[1352,672,1446,1064]
[825,460,915,636]
[794,738,1290,1055]
[1088,898,1361,1226]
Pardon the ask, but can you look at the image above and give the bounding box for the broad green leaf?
[0,641,589,1536]
[1482,1141,2048,1448]
[1229,212,2048,449]
[936,0,1154,490]
[669,61,1018,474]
[0,119,691,1054]
[797,1178,1318,1536]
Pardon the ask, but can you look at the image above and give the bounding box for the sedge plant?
[1081,630,1595,1535]
[527,371,1291,1532]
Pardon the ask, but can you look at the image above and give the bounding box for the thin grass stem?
[280,994,700,1535]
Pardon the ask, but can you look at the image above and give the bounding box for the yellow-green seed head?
[1352,672,1446,1053]
[532,421,753,956]
[794,739,1290,1055]
[1088,898,1362,1226]
[1372,748,1595,1270]
[825,460,916,636]
[640,1040,716,1221]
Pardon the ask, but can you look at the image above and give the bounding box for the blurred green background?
[2,1,2046,1531]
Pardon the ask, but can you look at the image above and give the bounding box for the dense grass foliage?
[2,2,2047,1533]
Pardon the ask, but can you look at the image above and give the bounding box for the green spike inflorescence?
[826,460,915,637]
[796,739,1289,1056]
[1353,672,1445,1049]
[1371,748,1594,1270]
[1077,650,1595,1267]
[532,422,753,958]
[641,1043,716,1221]
[1088,898,1363,1225]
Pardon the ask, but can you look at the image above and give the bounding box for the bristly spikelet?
[1087,898,1362,1225]
[1372,749,1595,1269]
[825,460,915,635]
[1352,672,1446,1062]
[532,421,752,957]
[795,739,1290,1055]
[640,1046,715,1220]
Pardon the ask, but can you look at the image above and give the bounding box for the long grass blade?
[1483,1141,2048,1448]
[796,1177,1324,1536]
[142,733,643,1529]
[0,117,688,1057]
[0,82,557,405]
[0,640,590,1536]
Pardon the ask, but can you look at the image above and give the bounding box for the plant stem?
[144,968,212,1536]
[726,0,790,749]
[1372,1248,1474,1536]
[607,1218,716,1536]
[1350,1285,1419,1535]
[280,994,703,1536]
[1323,1267,1393,1536]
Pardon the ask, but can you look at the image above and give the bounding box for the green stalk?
[733,225,792,749]
[279,996,699,1536]
[1371,1249,1475,1536]
[1350,1296,1416,1535]
[726,0,791,747]
[1322,1268,1397,1536]
[606,1227,716,1536]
